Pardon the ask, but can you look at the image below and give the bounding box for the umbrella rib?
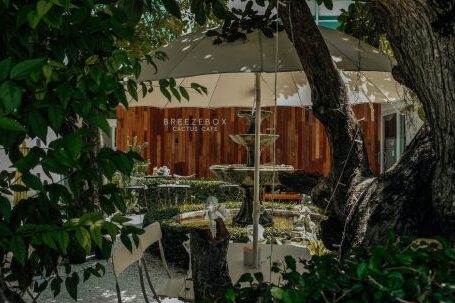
[357,71,396,104]
[290,72,307,107]
[207,74,222,109]
[164,32,208,79]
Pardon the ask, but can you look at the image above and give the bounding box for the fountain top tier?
[237,110,272,135]
[231,109,278,166]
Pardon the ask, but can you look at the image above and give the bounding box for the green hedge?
[138,178,245,207]
[143,202,304,267]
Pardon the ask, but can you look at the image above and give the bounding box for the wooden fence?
[116,104,381,177]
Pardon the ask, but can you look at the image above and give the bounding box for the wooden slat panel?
[115,104,381,178]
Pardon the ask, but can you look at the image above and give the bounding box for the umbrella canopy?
[133,26,402,108]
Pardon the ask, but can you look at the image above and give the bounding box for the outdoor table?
[227,243,311,284]
[157,183,191,206]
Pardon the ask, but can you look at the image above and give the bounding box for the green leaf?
[0,57,13,82]
[323,0,333,10]
[41,232,57,249]
[118,0,143,26]
[37,0,53,18]
[65,272,79,301]
[55,230,69,254]
[0,196,12,222]
[127,79,138,101]
[27,10,41,29]
[0,81,23,113]
[89,226,103,249]
[237,273,253,283]
[89,115,110,135]
[179,86,189,101]
[212,1,226,19]
[120,233,133,252]
[48,106,64,131]
[160,86,172,101]
[10,58,45,80]
[162,0,181,19]
[15,148,42,172]
[357,262,368,279]
[50,276,62,297]
[22,173,43,190]
[75,227,91,254]
[285,255,296,271]
[11,236,27,266]
[26,111,48,141]
[0,117,25,132]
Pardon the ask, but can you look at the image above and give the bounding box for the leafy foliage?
[0,0,216,300]
[223,234,455,303]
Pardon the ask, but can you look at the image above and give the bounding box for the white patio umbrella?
[134,26,402,108]
[135,26,402,268]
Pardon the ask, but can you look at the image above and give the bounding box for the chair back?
[139,222,162,250]
[139,222,172,278]
[112,239,143,277]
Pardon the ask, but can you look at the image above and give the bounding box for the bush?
[223,233,455,303]
[143,202,302,267]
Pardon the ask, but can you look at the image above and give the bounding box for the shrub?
[223,233,455,303]
[140,178,245,207]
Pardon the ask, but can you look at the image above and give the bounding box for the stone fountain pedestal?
[233,186,273,226]
[210,110,294,227]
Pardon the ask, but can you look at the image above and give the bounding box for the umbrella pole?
[252,72,261,268]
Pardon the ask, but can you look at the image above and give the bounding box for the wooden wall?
[116,104,381,177]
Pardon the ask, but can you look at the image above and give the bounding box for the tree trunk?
[190,219,232,302]
[280,0,372,245]
[371,0,455,236]
[279,0,454,253]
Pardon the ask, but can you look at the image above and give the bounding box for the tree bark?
[280,0,371,245]
[371,0,455,236]
[190,219,232,302]
[279,0,454,253]
[341,124,439,255]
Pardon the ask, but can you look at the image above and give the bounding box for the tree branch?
[279,0,371,219]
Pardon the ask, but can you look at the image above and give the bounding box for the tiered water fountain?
[210,110,294,226]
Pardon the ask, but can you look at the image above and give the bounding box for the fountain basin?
[210,164,294,186]
[229,134,279,149]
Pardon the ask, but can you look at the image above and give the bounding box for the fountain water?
[210,110,294,226]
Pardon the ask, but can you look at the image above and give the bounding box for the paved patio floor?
[25,254,185,303]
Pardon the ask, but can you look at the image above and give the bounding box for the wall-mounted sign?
[164,118,227,132]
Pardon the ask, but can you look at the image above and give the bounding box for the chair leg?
[138,262,151,303]
[158,240,172,278]
[141,258,161,303]
[115,279,123,303]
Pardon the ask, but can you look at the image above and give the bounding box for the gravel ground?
[25,254,186,303]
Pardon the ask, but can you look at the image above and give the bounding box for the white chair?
[111,238,160,303]
[140,222,194,301]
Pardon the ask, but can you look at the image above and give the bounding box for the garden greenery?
[143,201,323,266]
[223,233,455,303]
[0,0,227,300]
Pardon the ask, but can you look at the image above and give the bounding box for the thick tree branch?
[372,0,455,235]
[279,0,371,220]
